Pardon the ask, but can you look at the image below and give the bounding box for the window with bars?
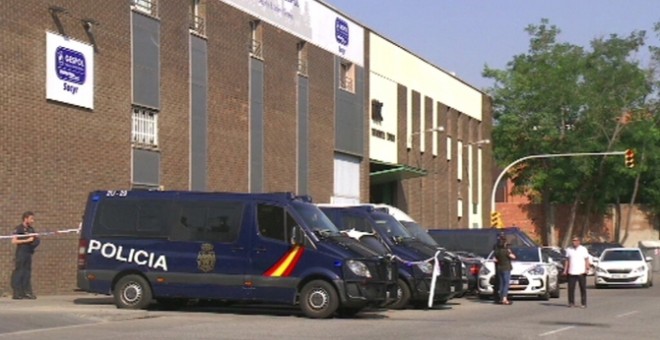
[132,0,157,15]
[297,41,308,76]
[189,0,206,35]
[132,106,159,147]
[249,20,263,59]
[339,61,355,93]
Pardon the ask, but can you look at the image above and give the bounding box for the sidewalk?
[1,293,152,321]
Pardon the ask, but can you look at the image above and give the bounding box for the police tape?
[0,229,80,240]
[390,250,442,308]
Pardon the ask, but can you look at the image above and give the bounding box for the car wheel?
[390,278,412,310]
[114,274,153,310]
[550,286,560,299]
[300,280,339,319]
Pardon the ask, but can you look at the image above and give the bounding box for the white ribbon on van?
[0,228,80,240]
[390,250,442,308]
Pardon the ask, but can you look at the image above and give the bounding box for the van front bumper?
[334,279,397,308]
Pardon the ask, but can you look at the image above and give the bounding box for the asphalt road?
[1,274,659,339]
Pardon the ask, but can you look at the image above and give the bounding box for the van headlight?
[525,265,545,276]
[417,262,434,274]
[346,260,372,278]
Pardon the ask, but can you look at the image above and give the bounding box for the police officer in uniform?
[11,211,40,299]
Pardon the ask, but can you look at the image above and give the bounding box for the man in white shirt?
[564,237,591,308]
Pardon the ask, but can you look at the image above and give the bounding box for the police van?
[318,205,463,309]
[77,190,396,318]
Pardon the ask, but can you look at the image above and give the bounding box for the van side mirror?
[291,225,307,246]
[646,256,653,262]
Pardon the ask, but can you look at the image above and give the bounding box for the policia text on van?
[77,191,396,318]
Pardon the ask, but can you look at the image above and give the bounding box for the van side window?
[173,201,244,243]
[93,199,172,238]
[257,204,296,243]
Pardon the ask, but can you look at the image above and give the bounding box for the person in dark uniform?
[493,235,516,305]
[11,211,40,300]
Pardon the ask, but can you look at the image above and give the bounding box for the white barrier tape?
[0,229,80,240]
[390,250,443,308]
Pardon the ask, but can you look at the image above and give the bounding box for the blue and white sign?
[46,32,94,109]
[220,0,364,66]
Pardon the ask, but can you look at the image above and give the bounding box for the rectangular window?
[174,201,244,243]
[446,136,452,160]
[189,0,206,35]
[457,198,463,218]
[250,20,263,59]
[132,106,159,147]
[457,140,463,181]
[132,0,157,16]
[257,204,297,243]
[339,60,355,93]
[92,199,173,238]
[297,41,308,76]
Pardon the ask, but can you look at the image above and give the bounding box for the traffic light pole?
[490,151,627,220]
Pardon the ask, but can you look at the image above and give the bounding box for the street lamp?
[407,126,445,146]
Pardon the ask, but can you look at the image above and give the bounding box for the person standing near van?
[564,236,590,308]
[493,236,516,305]
[11,211,40,300]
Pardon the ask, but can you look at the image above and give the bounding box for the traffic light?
[490,211,504,228]
[625,149,635,168]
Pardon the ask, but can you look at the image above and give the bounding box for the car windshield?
[584,243,622,257]
[510,247,540,262]
[372,215,413,239]
[602,250,642,262]
[292,202,340,236]
[400,221,438,246]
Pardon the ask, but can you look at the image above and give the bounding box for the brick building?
[0,0,491,295]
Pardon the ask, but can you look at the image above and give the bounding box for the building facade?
[0,0,490,295]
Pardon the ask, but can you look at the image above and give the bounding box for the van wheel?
[390,278,412,310]
[114,275,152,310]
[300,280,339,319]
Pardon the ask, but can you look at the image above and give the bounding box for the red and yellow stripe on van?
[263,245,304,277]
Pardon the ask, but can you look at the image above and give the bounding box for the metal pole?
[490,151,627,220]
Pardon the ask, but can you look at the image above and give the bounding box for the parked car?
[583,242,623,276]
[542,246,567,283]
[478,247,560,300]
[594,248,654,288]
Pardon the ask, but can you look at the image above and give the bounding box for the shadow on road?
[539,320,611,328]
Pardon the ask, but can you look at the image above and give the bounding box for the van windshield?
[372,215,413,239]
[400,221,438,247]
[292,202,341,236]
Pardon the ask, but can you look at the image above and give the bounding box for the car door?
[247,203,301,303]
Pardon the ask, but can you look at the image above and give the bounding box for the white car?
[594,248,653,288]
[478,247,560,300]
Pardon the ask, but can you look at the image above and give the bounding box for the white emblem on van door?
[87,239,168,271]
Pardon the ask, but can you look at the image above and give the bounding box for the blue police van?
[77,190,396,318]
[318,205,463,309]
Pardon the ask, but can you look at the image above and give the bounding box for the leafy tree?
[484,19,656,246]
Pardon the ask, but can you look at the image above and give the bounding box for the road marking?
[615,311,639,318]
[539,326,575,337]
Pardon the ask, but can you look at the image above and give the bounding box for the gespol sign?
[46,32,94,109]
[87,240,168,271]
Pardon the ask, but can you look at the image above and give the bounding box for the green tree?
[484,19,656,246]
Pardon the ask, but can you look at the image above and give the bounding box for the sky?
[323,0,660,91]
